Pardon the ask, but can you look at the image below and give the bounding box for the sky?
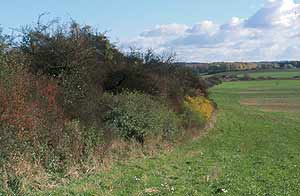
[1,0,300,62]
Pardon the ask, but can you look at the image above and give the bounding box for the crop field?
[237,70,300,78]
[207,69,300,79]
[36,80,300,196]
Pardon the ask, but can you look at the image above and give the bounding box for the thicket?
[0,18,211,194]
[104,91,180,144]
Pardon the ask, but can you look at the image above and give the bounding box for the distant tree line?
[181,61,300,75]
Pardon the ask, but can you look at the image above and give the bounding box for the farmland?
[207,69,300,79]
[34,79,300,195]
[237,70,300,78]
[2,1,300,195]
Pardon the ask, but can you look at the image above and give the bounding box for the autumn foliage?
[0,19,212,194]
[0,64,65,149]
[184,96,214,120]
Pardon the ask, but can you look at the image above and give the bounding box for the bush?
[0,59,104,178]
[0,18,210,193]
[60,120,104,161]
[36,120,104,174]
[104,49,207,100]
[204,76,222,88]
[19,20,128,126]
[181,96,214,129]
[104,92,180,143]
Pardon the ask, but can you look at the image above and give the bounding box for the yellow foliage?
[184,96,214,120]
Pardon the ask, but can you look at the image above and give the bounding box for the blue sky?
[0,0,267,39]
[1,0,300,62]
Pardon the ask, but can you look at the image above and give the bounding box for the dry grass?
[1,153,50,192]
[240,98,300,113]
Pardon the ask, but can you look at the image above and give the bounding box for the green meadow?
[36,80,300,196]
[207,69,300,79]
[237,70,300,78]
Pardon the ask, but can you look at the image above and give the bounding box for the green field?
[207,69,300,79]
[36,80,300,195]
[237,70,300,78]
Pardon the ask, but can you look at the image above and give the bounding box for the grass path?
[39,80,300,196]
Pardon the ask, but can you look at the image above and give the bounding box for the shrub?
[240,73,253,81]
[19,20,128,125]
[60,120,104,161]
[0,58,104,181]
[35,120,104,174]
[104,49,207,100]
[0,18,210,193]
[0,66,42,157]
[104,92,180,143]
[204,76,222,88]
[185,96,214,120]
[0,28,8,63]
[181,96,214,129]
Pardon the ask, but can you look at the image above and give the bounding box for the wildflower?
[134,176,140,181]
[222,188,228,193]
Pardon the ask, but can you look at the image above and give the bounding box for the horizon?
[178,60,300,64]
[1,0,300,62]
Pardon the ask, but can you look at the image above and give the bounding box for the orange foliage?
[0,69,64,142]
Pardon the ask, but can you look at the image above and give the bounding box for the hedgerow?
[104,92,180,143]
[0,18,212,194]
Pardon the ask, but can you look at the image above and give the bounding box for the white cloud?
[186,20,218,35]
[120,0,300,62]
[245,0,299,28]
[140,24,188,37]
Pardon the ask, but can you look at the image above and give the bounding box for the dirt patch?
[240,98,258,106]
[240,98,300,113]
[239,90,294,95]
[261,105,300,112]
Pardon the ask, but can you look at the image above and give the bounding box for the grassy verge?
[34,80,300,195]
